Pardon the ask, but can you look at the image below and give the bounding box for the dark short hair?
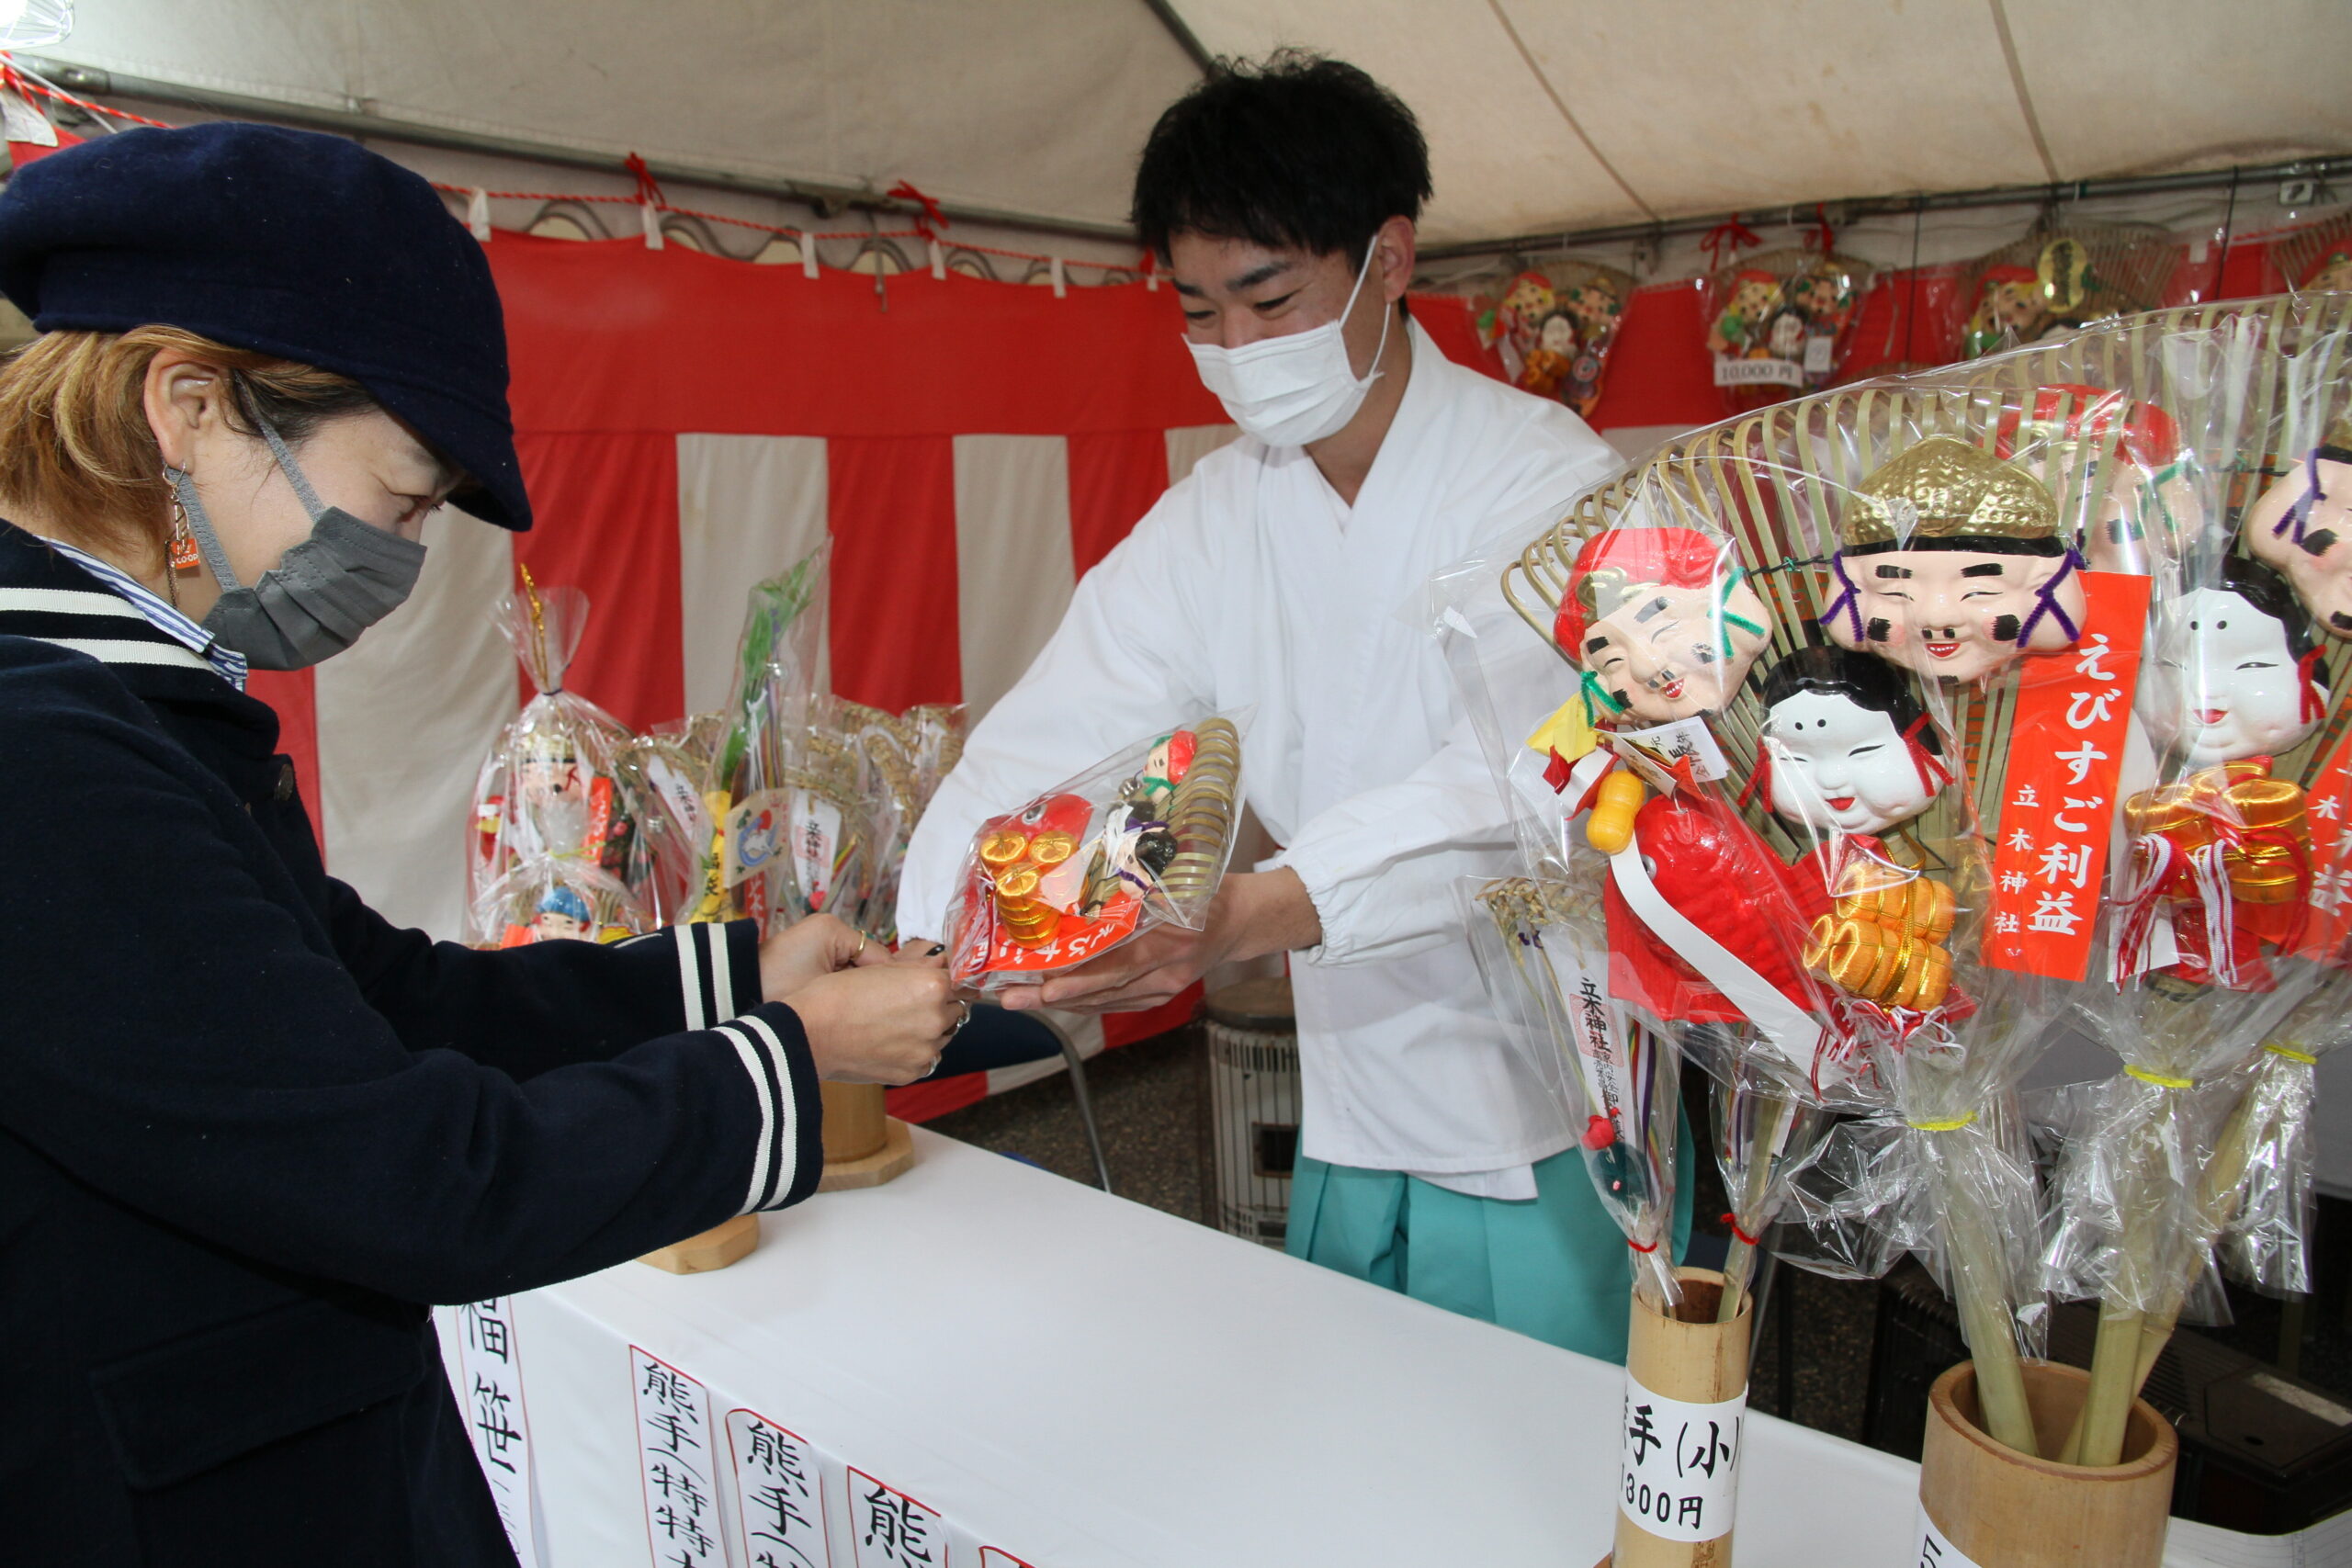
[2215,554,2321,662]
[1761,644,1944,759]
[1132,51,1431,266]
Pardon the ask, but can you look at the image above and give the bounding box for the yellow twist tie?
[2265,1043,2320,1066]
[1907,1111,1977,1132]
[2124,1066,2195,1090]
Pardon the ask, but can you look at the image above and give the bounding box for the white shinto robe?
[898,318,1622,1195]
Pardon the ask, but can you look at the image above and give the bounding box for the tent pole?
[1136,0,1216,76]
[17,56,1137,246]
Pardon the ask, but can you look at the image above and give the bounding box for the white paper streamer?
[445,1299,545,1566]
[1610,841,1830,1084]
[726,1408,831,1568]
[631,1347,731,1567]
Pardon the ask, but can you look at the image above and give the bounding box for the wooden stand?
[816,1081,915,1192]
[638,1213,760,1274]
[1609,1267,1751,1568]
[1917,1359,2177,1567]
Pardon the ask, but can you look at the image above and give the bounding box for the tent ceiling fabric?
[40,0,1203,230]
[44,0,2352,246]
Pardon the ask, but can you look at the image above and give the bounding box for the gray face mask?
[169,415,427,671]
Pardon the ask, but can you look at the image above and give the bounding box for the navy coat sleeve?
[0,646,824,1304]
[324,882,767,1081]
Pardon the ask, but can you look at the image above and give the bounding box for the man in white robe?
[897,52,1688,1358]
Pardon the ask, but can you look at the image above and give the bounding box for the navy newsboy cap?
[0,122,530,530]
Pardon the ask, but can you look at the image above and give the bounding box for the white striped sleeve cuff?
[673,919,764,1032]
[712,1007,825,1213]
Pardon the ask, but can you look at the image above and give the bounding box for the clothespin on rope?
[1050,255,1067,299]
[624,152,664,250]
[466,187,492,243]
[929,238,946,280]
[800,231,820,279]
[1142,250,1159,291]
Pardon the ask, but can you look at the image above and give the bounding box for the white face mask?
[1184,237,1391,447]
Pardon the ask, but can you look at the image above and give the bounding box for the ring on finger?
[854,931,869,960]
[951,999,973,1036]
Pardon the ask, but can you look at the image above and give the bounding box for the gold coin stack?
[1804,863,1957,1010]
[2123,761,2312,908]
[1160,718,1241,907]
[983,825,1078,947]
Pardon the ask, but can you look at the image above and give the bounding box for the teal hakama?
[1285,1133,1695,1363]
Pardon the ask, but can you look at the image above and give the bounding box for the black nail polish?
[926,943,945,956]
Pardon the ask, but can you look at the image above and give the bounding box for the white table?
[499,1128,2333,1568]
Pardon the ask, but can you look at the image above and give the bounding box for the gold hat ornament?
[1839,434,2062,548]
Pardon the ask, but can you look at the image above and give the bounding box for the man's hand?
[1001,868,1321,1015]
[758,913,887,1002]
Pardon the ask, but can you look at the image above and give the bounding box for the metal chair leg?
[1054,1028,1114,1194]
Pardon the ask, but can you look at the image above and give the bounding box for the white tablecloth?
[496,1128,2335,1568]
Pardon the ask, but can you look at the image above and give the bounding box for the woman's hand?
[786,948,962,1084]
[758,913,885,1002]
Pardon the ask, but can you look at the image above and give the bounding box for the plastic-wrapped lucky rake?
[1497,356,2221,1458]
[465,569,650,947]
[946,716,1244,992]
[2030,301,2352,1465]
[834,701,967,946]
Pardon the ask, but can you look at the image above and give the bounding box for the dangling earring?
[162,468,198,610]
[165,470,200,572]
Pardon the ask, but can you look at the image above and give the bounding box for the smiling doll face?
[1572,568,1773,724]
[2243,444,2352,639]
[1766,690,1937,837]
[1833,545,2082,682]
[1758,645,1946,838]
[1828,436,2084,683]
[2139,581,2324,769]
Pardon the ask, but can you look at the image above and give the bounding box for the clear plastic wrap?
[1470,261,1634,419]
[617,713,730,927]
[1443,349,2254,1455]
[465,570,646,946]
[833,701,967,945]
[945,715,1245,991]
[1955,225,2177,360]
[1468,873,1688,1311]
[2215,989,2345,1296]
[1700,247,1875,412]
[2033,305,2352,1463]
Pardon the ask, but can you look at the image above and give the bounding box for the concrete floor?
[925,1024,2351,1461]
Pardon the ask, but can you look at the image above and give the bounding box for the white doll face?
[1538,314,1576,355]
[1829,546,2083,682]
[1579,577,1773,724]
[1764,690,1938,836]
[2139,586,2322,768]
[2243,454,2352,639]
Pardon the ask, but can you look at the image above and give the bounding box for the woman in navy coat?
[0,124,961,1565]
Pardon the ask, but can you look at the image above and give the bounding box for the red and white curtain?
[248,232,1503,1112]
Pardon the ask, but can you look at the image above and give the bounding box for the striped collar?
[36,539,249,690]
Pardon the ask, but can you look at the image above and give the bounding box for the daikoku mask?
[1185,237,1392,447]
[172,413,427,671]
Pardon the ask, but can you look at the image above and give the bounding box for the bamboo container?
[1609,1267,1752,1568]
[1916,1360,2176,1567]
[817,1081,916,1190]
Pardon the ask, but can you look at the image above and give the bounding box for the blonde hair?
[0,325,373,566]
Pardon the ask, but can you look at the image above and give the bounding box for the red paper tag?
[1982,571,2152,981]
[2299,730,2352,962]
